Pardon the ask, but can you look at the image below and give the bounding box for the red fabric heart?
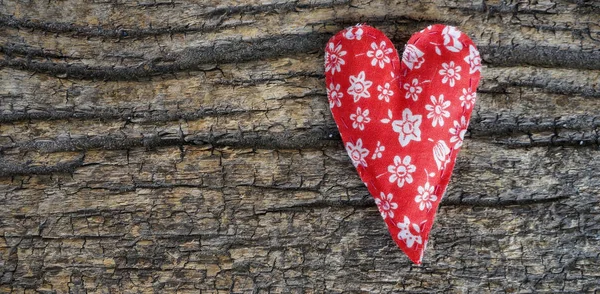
[325,24,482,264]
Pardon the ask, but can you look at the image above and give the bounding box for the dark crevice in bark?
[470,116,600,138]
[3,34,600,81]
[2,135,190,153]
[262,199,374,212]
[442,195,570,207]
[0,107,269,123]
[502,80,600,98]
[0,180,570,209]
[314,16,453,33]
[0,128,341,154]
[1,105,597,131]
[0,155,84,177]
[481,46,600,71]
[0,57,217,81]
[0,119,597,157]
[0,33,331,80]
[460,1,600,15]
[0,44,82,60]
[494,137,599,149]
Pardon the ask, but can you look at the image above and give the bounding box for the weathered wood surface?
[1,0,599,292]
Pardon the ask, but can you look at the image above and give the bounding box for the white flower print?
[442,26,463,52]
[388,155,416,187]
[402,44,425,70]
[324,42,347,75]
[344,26,364,40]
[347,71,373,102]
[350,107,371,130]
[375,192,398,220]
[371,141,385,159]
[367,41,393,69]
[397,216,422,248]
[425,94,451,127]
[392,108,422,147]
[415,182,438,211]
[464,44,482,74]
[433,140,451,171]
[439,61,461,87]
[377,83,394,102]
[449,116,468,149]
[345,138,369,168]
[327,83,343,108]
[459,87,476,109]
[403,78,422,101]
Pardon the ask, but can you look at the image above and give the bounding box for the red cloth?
[325,24,481,264]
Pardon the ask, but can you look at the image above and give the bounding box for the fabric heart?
[324,24,482,264]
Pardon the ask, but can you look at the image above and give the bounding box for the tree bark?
[1,0,599,292]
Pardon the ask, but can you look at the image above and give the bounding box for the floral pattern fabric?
[325,24,481,264]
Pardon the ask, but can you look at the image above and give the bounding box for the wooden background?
[1,0,599,292]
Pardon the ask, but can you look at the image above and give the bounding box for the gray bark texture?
[1,0,599,293]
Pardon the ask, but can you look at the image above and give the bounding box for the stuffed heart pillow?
[324,24,482,264]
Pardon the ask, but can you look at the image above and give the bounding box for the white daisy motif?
[442,26,463,52]
[402,44,425,70]
[367,41,393,69]
[350,107,371,130]
[327,83,343,108]
[439,61,461,87]
[415,182,438,211]
[397,216,423,248]
[387,155,416,187]
[377,83,394,102]
[324,42,347,75]
[371,141,385,160]
[392,108,422,147]
[345,138,369,168]
[425,94,451,127]
[403,78,422,101]
[459,87,476,109]
[449,116,468,149]
[347,71,373,102]
[464,44,482,74]
[375,192,398,220]
[344,26,364,40]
